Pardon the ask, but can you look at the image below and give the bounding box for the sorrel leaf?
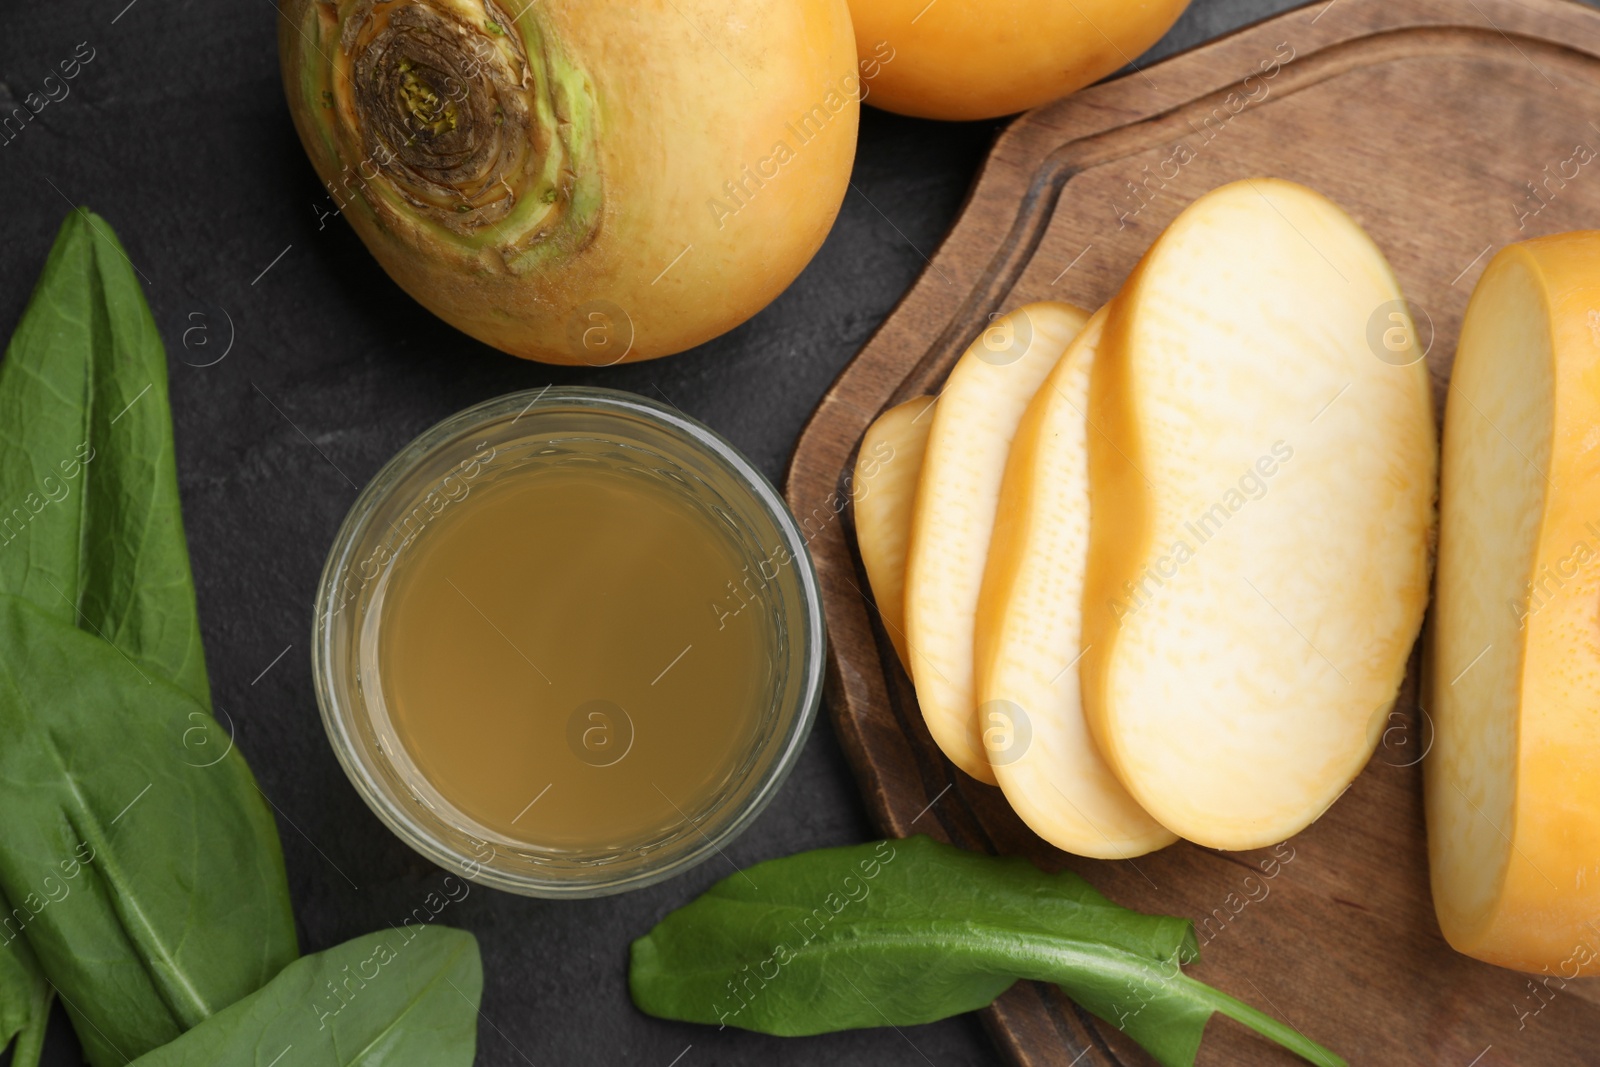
[126,927,482,1067]
[0,930,51,1067]
[0,209,208,706]
[630,836,1343,1067]
[0,211,297,1066]
[0,594,299,1065]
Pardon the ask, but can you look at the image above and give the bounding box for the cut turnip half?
[852,396,936,670]
[976,307,1175,857]
[1428,232,1600,973]
[1081,178,1436,850]
[907,302,1090,783]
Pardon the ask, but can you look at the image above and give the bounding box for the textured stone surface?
[0,2,1321,1063]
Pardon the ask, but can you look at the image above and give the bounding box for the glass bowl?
[312,386,824,897]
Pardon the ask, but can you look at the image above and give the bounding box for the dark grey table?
[1,2,1311,1063]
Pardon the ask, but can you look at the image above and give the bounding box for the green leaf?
[0,209,209,707]
[0,593,298,1067]
[0,920,52,1067]
[630,836,1344,1067]
[127,927,482,1067]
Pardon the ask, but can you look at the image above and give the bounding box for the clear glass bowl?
[312,387,824,897]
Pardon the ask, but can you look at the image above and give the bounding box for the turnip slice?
[852,396,936,671]
[976,307,1175,857]
[1081,179,1435,850]
[907,302,1090,784]
[1428,232,1600,973]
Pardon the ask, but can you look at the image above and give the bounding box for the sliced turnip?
[976,307,1175,857]
[906,302,1090,783]
[1428,231,1600,973]
[1081,179,1435,850]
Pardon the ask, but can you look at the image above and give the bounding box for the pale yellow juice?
[378,464,771,849]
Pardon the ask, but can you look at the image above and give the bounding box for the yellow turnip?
[279,0,859,364]
[849,0,1191,121]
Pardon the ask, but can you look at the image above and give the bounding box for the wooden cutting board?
[785,0,1600,1063]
